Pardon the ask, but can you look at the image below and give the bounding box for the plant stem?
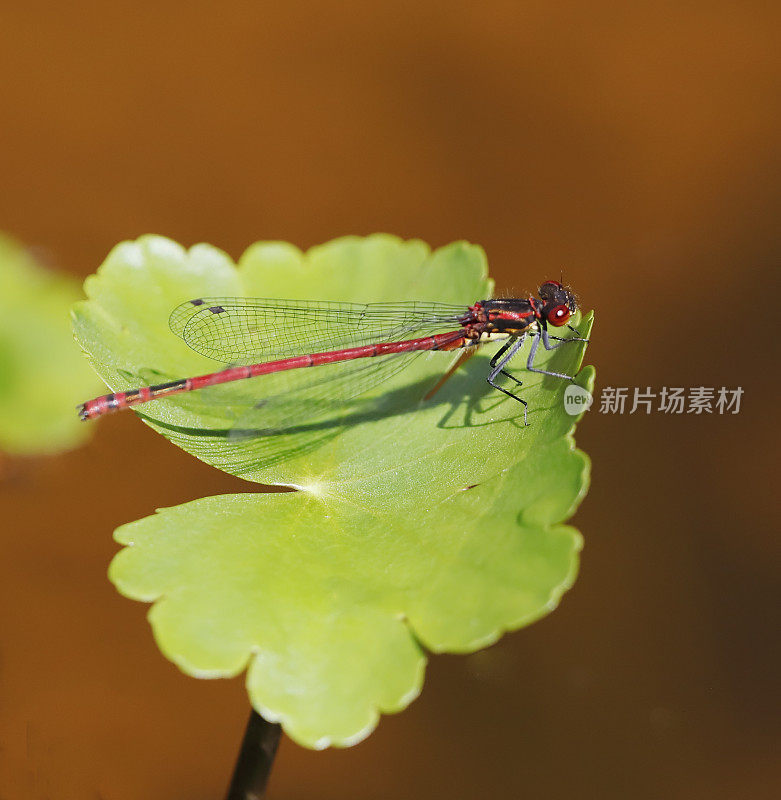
[224,709,282,800]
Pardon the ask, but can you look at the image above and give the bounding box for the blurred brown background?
[0,2,778,798]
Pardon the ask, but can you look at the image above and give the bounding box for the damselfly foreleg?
[526,326,585,381]
[540,327,590,350]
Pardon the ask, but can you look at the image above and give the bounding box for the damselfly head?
[538,280,578,327]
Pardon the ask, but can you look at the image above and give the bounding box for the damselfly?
[78,280,587,428]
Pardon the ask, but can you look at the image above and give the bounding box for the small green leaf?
[76,234,594,748]
[0,234,101,455]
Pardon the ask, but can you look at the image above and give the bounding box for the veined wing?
[162,329,470,475]
[169,298,469,363]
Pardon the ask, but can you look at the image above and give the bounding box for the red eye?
[548,304,571,326]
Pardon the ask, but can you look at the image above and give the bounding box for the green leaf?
[75,234,594,748]
[0,234,102,455]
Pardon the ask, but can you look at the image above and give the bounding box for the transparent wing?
[159,330,469,476]
[223,351,428,473]
[169,298,469,363]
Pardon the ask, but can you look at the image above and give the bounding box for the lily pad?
[74,234,594,748]
[0,234,101,455]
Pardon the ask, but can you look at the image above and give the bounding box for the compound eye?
[538,280,562,299]
[548,304,571,326]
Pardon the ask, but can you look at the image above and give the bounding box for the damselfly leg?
[484,325,588,425]
[487,334,529,424]
[525,326,588,381]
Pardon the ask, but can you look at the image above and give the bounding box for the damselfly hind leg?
[486,334,529,425]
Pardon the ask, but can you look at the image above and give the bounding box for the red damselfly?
[78,281,587,431]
